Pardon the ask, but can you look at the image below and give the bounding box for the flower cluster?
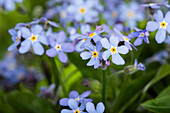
[60,90,105,113]
[0,0,24,11]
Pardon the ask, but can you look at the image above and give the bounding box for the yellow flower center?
[16,37,20,42]
[74,110,80,113]
[55,45,61,51]
[80,8,85,13]
[128,11,134,18]
[31,36,37,41]
[140,33,144,37]
[92,51,98,57]
[75,97,79,101]
[124,37,129,41]
[111,47,117,53]
[61,10,67,18]
[160,22,166,28]
[112,11,118,18]
[83,38,87,41]
[149,3,155,6]
[89,33,95,37]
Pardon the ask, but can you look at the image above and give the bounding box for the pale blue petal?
[61,109,73,113]
[80,52,92,60]
[62,43,74,53]
[93,35,102,43]
[144,36,150,44]
[32,42,44,55]
[109,35,118,47]
[146,21,159,32]
[112,53,125,65]
[134,37,143,46]
[69,91,79,98]
[5,0,15,11]
[96,41,102,52]
[102,50,111,61]
[155,28,166,44]
[87,57,95,66]
[96,102,105,113]
[8,43,16,51]
[46,48,57,57]
[101,38,111,49]
[21,27,31,38]
[68,99,78,110]
[117,46,129,54]
[59,98,69,106]
[94,58,100,69]
[153,10,163,22]
[80,24,91,34]
[58,51,68,63]
[19,40,31,54]
[86,102,96,113]
[38,35,49,45]
[166,24,170,34]
[31,25,43,35]
[128,32,139,39]
[79,90,91,98]
[165,11,170,23]
[56,31,66,44]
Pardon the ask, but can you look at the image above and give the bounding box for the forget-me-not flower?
[128,28,150,46]
[19,25,49,55]
[146,10,170,44]
[0,0,24,11]
[86,102,105,113]
[101,35,129,65]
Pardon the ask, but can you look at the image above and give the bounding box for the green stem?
[102,70,107,108]
[135,43,145,60]
[107,70,125,79]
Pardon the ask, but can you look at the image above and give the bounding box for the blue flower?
[46,31,74,63]
[8,29,21,51]
[61,99,87,113]
[38,84,56,98]
[101,35,129,65]
[19,25,49,55]
[128,28,150,46]
[33,17,59,27]
[80,42,102,69]
[0,0,24,11]
[146,10,170,44]
[134,59,145,71]
[119,1,144,28]
[59,90,92,106]
[86,102,105,113]
[141,1,170,9]
[114,28,137,51]
[67,0,100,23]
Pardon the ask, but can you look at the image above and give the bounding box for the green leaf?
[157,85,170,98]
[142,96,170,113]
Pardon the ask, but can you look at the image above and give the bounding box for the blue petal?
[8,29,17,36]
[79,90,91,98]
[128,32,139,39]
[87,57,95,66]
[101,38,111,49]
[80,24,91,34]
[68,99,78,110]
[112,53,125,65]
[144,36,150,44]
[8,43,16,51]
[49,21,59,27]
[155,28,166,44]
[109,35,118,47]
[96,102,105,113]
[59,98,69,106]
[21,27,31,38]
[62,43,74,53]
[166,24,170,34]
[19,39,31,54]
[134,37,143,46]
[85,42,95,52]
[94,58,100,69]
[79,101,86,111]
[153,10,163,22]
[56,31,66,44]
[69,91,79,98]
[165,11,170,23]
[80,52,92,60]
[117,46,129,54]
[102,50,111,61]
[75,40,85,52]
[5,0,15,11]
[46,48,57,57]
[31,25,43,35]
[32,42,44,55]
[38,35,49,45]
[61,109,73,113]
[96,41,102,52]
[58,51,68,63]
[93,35,102,43]
[146,21,159,32]
[86,102,96,113]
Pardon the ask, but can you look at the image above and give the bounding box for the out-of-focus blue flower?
[46,31,74,63]
[114,28,137,51]
[61,99,86,113]
[128,28,150,46]
[119,1,144,28]
[141,1,170,9]
[145,50,169,64]
[67,0,100,23]
[19,25,49,55]
[86,102,105,113]
[80,42,102,69]
[146,10,170,44]
[101,35,129,65]
[80,25,103,49]
[0,0,24,11]
[8,29,21,51]
[134,59,145,71]
[59,90,92,106]
[38,84,55,98]
[33,17,59,27]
